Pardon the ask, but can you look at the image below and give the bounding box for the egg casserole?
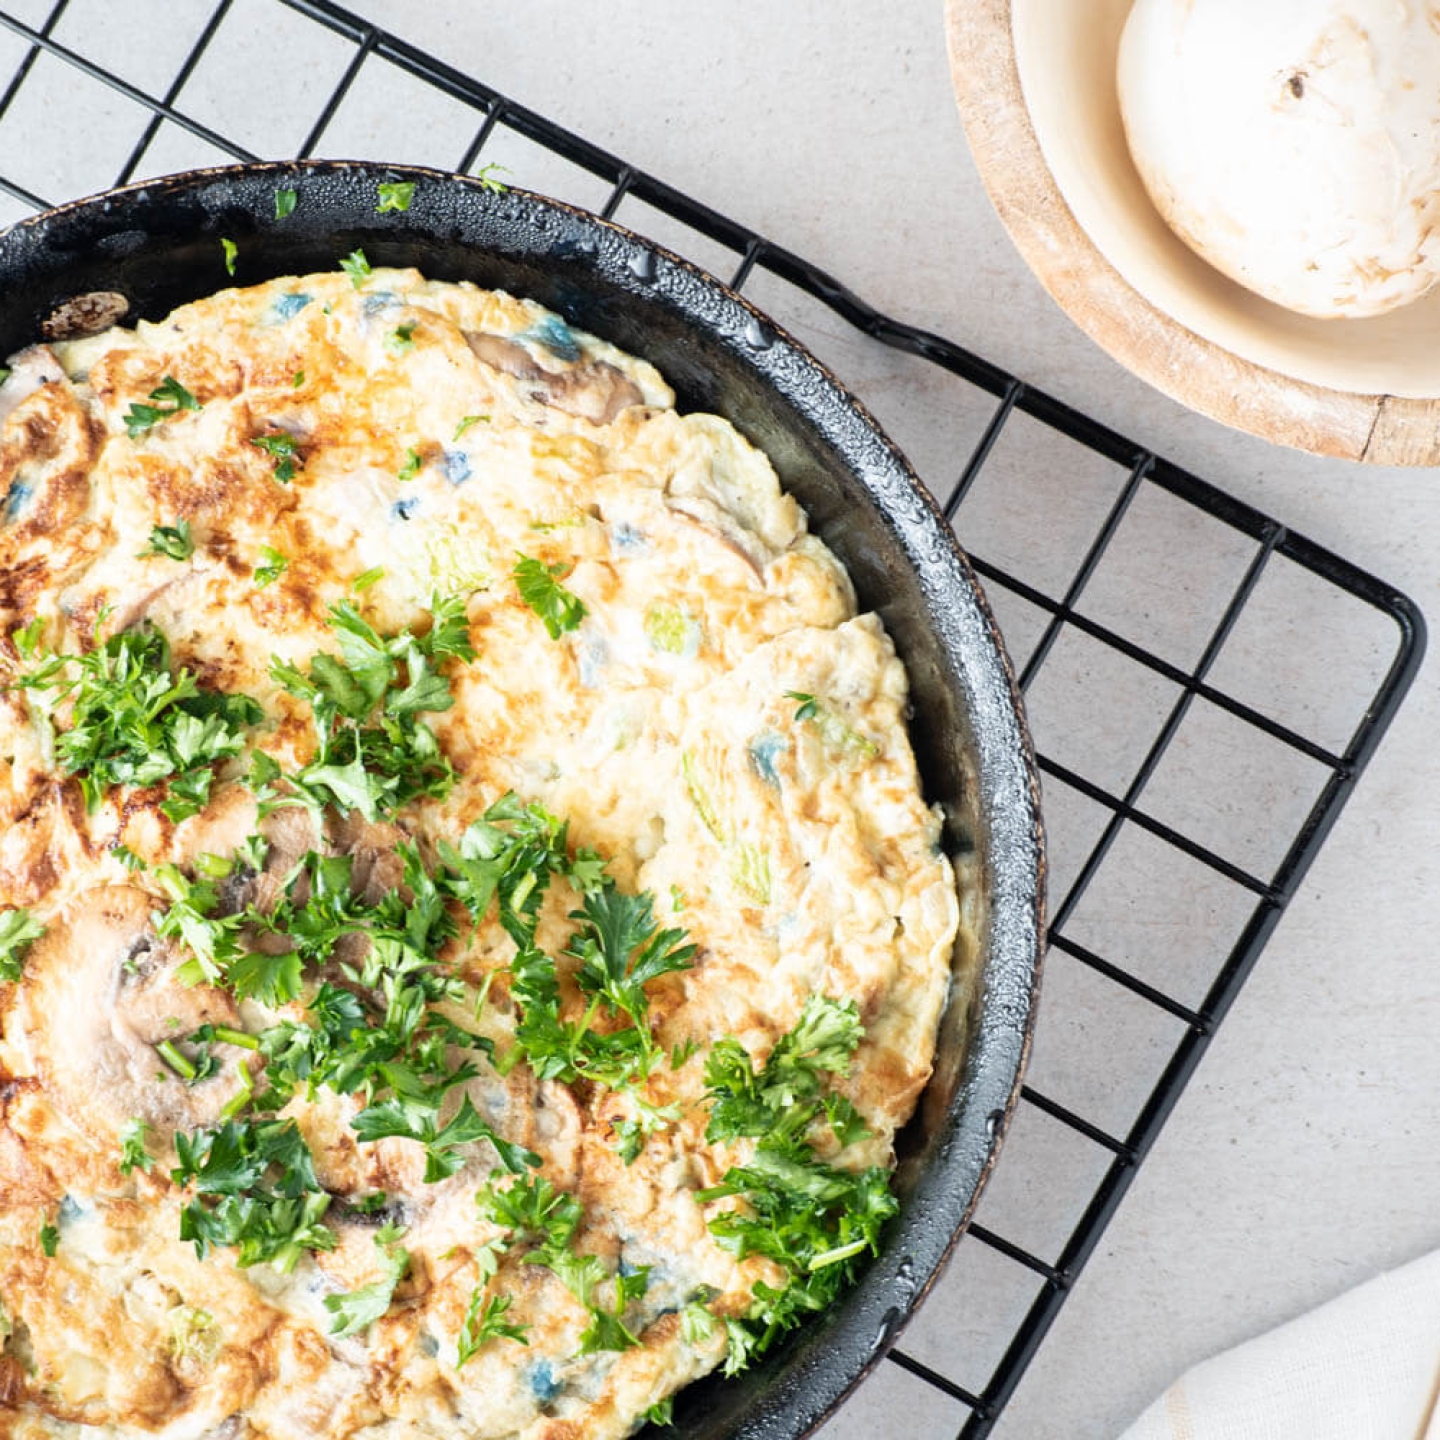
[0,259,964,1439]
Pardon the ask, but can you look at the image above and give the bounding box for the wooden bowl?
[945,0,1440,465]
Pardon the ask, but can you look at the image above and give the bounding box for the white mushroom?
[16,885,253,1147]
[1118,0,1440,317]
[464,330,644,423]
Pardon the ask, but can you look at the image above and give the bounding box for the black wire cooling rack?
[0,1,1426,1434]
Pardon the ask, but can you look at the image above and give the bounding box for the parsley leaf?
[0,908,44,982]
[124,375,201,438]
[474,162,510,193]
[472,1171,643,1354]
[787,691,878,764]
[39,1221,58,1257]
[119,1117,155,1175]
[704,994,862,1147]
[353,1093,537,1184]
[476,1171,583,1253]
[173,1118,334,1272]
[453,414,488,441]
[154,862,248,986]
[786,690,818,722]
[253,546,289,588]
[386,321,416,355]
[456,1290,528,1364]
[695,997,893,1371]
[340,248,372,288]
[324,1228,410,1336]
[221,238,237,275]
[267,600,468,821]
[681,1298,718,1344]
[567,888,695,1031]
[575,1263,647,1356]
[397,446,422,482]
[140,520,194,562]
[352,566,384,592]
[642,1399,674,1428]
[250,431,302,483]
[421,593,476,663]
[274,187,297,220]
[503,877,695,1124]
[513,555,586,639]
[376,181,415,213]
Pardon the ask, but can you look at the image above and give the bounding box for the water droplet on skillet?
[744,316,773,350]
[868,1306,904,1358]
[628,249,657,283]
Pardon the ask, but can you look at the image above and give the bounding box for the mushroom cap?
[15,884,252,1148]
[1118,0,1440,318]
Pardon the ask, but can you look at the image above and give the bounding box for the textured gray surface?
[2,2,1437,1438]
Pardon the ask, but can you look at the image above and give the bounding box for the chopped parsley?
[453,414,488,441]
[11,621,262,819]
[397,446,422,482]
[292,369,305,388]
[221,238,237,276]
[139,520,194,562]
[456,1291,528,1365]
[352,566,384,591]
[0,908,43,982]
[376,181,415,213]
[340,248,371,288]
[472,1171,643,1355]
[704,994,866,1148]
[124,375,201,438]
[253,546,289,588]
[642,1400,674,1428]
[324,1225,410,1336]
[474,162,509,193]
[386,321,417,355]
[249,431,301,483]
[119,1117,155,1175]
[39,1220,58,1257]
[495,873,692,1160]
[786,690,818,722]
[265,597,473,821]
[787,690,878,763]
[513,555,586,639]
[274,187,297,220]
[697,996,895,1368]
[172,1117,334,1272]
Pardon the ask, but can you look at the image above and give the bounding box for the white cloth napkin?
[1119,1247,1440,1440]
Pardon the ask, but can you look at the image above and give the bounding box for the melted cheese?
[0,269,962,1439]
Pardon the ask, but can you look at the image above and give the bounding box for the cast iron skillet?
[0,160,1044,1439]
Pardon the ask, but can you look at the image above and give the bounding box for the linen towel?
[1119,1247,1440,1440]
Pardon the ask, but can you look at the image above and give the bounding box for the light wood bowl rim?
[944,0,1440,467]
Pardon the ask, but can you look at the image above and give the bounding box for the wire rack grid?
[0,1,1425,1435]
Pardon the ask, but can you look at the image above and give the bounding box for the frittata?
[0,246,962,1439]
